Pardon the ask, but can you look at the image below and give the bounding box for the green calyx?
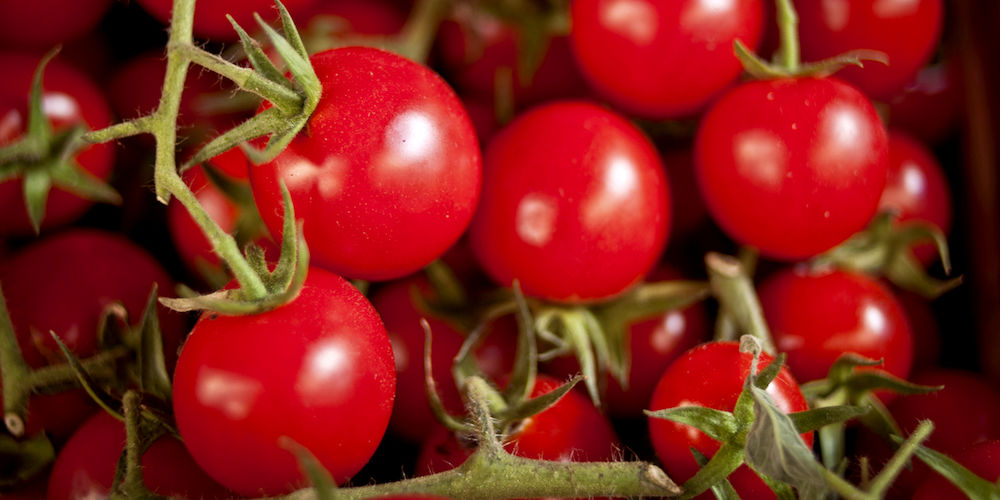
[0,48,121,234]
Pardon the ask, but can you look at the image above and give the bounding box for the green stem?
[0,284,32,436]
[83,117,154,144]
[397,0,451,63]
[121,391,147,497]
[28,346,129,393]
[868,421,934,497]
[774,0,800,71]
[171,43,303,115]
[706,252,777,354]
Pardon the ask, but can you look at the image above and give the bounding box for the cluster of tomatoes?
[1,0,998,499]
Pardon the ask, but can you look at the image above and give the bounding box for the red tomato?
[648,341,812,500]
[172,267,396,496]
[855,370,1000,499]
[372,275,516,443]
[759,267,913,384]
[301,0,408,36]
[0,52,115,236]
[469,101,670,302]
[133,0,318,42]
[570,0,764,119]
[888,60,962,144]
[796,0,943,100]
[0,0,112,48]
[251,47,481,282]
[46,411,231,500]
[877,130,953,265]
[911,440,1000,500]
[895,289,941,370]
[416,375,620,500]
[695,77,889,260]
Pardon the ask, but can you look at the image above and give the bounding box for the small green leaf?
[757,470,798,500]
[272,0,309,62]
[50,331,123,421]
[49,155,121,206]
[500,376,580,425]
[26,48,59,142]
[788,405,869,433]
[735,39,790,79]
[0,431,55,486]
[22,167,52,233]
[265,179,299,290]
[228,15,291,88]
[754,353,787,390]
[136,285,172,402]
[896,438,1000,500]
[421,319,471,434]
[183,108,283,170]
[680,441,746,500]
[504,282,537,407]
[796,49,890,78]
[644,406,738,443]
[845,370,943,396]
[279,437,337,499]
[745,386,828,499]
[692,448,740,500]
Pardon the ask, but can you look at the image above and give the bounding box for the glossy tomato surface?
[759,267,913,383]
[570,0,764,118]
[251,47,481,282]
[648,341,812,499]
[469,101,670,302]
[796,0,943,100]
[0,53,115,236]
[172,267,395,496]
[134,0,318,41]
[695,77,888,260]
[46,411,231,500]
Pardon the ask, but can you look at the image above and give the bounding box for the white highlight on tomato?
[516,193,558,247]
[196,367,263,420]
[601,0,658,45]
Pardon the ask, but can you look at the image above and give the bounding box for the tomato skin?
[877,130,953,265]
[302,0,408,36]
[648,341,812,500]
[911,440,1000,500]
[570,0,764,119]
[251,47,481,282]
[796,0,943,100]
[172,267,395,496]
[46,412,231,500]
[695,77,889,260]
[0,53,115,236]
[888,60,962,144]
[0,0,112,48]
[759,267,914,384]
[469,101,670,302]
[134,0,318,41]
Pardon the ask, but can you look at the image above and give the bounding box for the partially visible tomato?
[570,0,764,119]
[469,101,670,302]
[0,0,112,49]
[911,440,1000,500]
[648,341,812,500]
[46,411,231,500]
[695,77,889,260]
[888,60,962,144]
[251,47,481,282]
[0,52,115,236]
[301,0,408,36]
[172,267,396,496]
[133,0,319,42]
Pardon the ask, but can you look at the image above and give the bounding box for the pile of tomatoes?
[1,0,999,499]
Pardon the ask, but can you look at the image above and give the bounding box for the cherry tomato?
[46,411,231,500]
[695,77,889,260]
[877,130,953,265]
[469,101,670,302]
[911,440,1000,500]
[172,267,396,496]
[0,52,115,236]
[0,0,112,49]
[759,266,913,384]
[133,0,318,42]
[796,0,943,100]
[372,274,516,443]
[251,47,481,282]
[570,0,764,119]
[648,341,812,499]
[301,0,408,36]
[888,59,962,144]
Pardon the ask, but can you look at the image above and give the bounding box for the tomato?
[895,289,940,370]
[796,0,943,100]
[372,274,516,443]
[416,374,620,500]
[877,130,953,265]
[888,60,962,144]
[0,52,115,236]
[648,341,812,499]
[570,0,764,119]
[695,77,889,260]
[251,47,481,282]
[469,101,670,302]
[0,0,112,49]
[855,370,1000,499]
[172,267,396,496]
[133,0,319,42]
[301,0,408,36]
[46,411,231,500]
[911,440,1000,500]
[758,266,913,384]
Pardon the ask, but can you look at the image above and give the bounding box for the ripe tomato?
[133,0,318,42]
[46,411,231,500]
[301,0,408,36]
[371,274,516,443]
[888,60,962,144]
[469,101,670,302]
[758,267,914,384]
[877,130,953,265]
[648,341,812,499]
[570,0,764,119]
[796,0,943,100]
[251,47,481,282]
[695,77,889,260]
[172,267,396,496]
[0,52,115,236]
[0,0,112,49]
[911,440,1000,500]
